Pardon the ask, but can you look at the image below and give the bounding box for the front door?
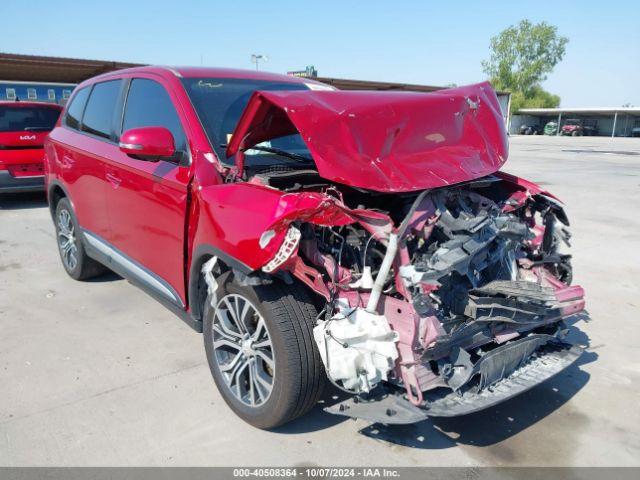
[103,77,191,307]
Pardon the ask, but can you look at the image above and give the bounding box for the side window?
[123,78,187,158]
[64,86,91,130]
[81,80,122,140]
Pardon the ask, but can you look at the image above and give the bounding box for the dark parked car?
[44,66,585,428]
[519,123,542,135]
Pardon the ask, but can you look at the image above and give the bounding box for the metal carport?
[512,107,640,137]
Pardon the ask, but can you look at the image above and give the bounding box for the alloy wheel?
[211,294,275,407]
[57,208,78,271]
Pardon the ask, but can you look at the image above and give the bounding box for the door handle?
[58,154,75,169]
[105,172,122,188]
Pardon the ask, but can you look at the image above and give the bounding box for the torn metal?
[202,256,220,308]
[242,170,585,420]
[213,82,586,422]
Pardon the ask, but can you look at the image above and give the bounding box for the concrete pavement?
[1,135,638,466]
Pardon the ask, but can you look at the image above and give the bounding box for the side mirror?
[119,127,175,160]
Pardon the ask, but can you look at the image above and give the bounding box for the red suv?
[1,101,62,193]
[44,66,585,428]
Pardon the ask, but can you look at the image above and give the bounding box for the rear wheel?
[203,276,325,429]
[54,198,105,280]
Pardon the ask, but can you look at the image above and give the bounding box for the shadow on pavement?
[358,317,595,449]
[273,313,595,441]
[359,350,595,449]
[0,192,48,210]
[272,384,350,434]
[86,270,123,282]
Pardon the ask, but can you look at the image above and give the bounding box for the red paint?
[496,170,562,205]
[227,82,508,192]
[119,127,176,158]
[45,65,579,333]
[0,101,62,188]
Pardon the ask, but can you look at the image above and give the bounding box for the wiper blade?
[23,127,50,132]
[242,145,313,164]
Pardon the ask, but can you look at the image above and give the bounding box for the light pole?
[251,54,268,71]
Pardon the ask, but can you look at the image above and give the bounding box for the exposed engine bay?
[214,82,586,423]
[250,168,585,423]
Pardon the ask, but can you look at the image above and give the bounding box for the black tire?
[54,198,106,280]
[203,276,325,429]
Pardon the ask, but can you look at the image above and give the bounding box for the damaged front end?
[249,174,585,424]
[219,83,586,424]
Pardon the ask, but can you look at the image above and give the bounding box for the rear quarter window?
[80,80,122,140]
[64,86,91,130]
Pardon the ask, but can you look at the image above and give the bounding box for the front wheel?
[203,277,325,429]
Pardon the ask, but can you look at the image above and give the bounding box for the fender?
[495,171,562,202]
[47,179,74,219]
[187,243,253,324]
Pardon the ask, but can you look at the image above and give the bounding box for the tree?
[510,86,561,113]
[482,20,568,111]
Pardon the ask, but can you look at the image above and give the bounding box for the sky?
[2,0,639,106]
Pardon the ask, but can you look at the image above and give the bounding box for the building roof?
[1,52,507,96]
[316,76,509,96]
[315,76,444,92]
[0,52,140,84]
[517,107,640,116]
[85,65,321,86]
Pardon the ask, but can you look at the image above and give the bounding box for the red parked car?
[0,101,62,193]
[44,66,586,428]
[561,119,598,136]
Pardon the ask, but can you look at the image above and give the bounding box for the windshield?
[0,106,60,133]
[182,78,311,167]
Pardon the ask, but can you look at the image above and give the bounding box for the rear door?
[103,76,191,308]
[49,81,123,238]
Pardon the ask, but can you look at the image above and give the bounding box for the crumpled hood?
[227,82,508,193]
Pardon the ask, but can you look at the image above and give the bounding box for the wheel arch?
[188,244,253,325]
[48,181,73,220]
[187,243,321,326]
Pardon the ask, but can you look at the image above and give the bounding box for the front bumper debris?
[325,391,430,425]
[325,338,583,424]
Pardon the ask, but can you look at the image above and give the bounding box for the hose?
[366,232,398,313]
